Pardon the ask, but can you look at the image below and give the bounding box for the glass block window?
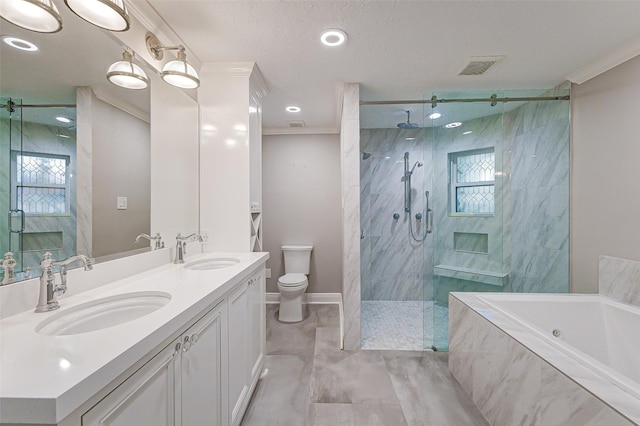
[12,152,70,215]
[449,148,495,215]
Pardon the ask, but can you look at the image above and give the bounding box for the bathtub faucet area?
[35,253,93,313]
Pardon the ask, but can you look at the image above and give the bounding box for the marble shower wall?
[432,90,570,305]
[432,113,505,274]
[2,117,78,273]
[341,83,362,350]
[599,256,640,307]
[504,89,570,293]
[360,127,433,301]
[0,117,77,275]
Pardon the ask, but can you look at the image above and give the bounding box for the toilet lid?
[278,273,307,286]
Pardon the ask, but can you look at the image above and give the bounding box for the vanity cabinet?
[79,265,265,426]
[82,302,225,426]
[81,335,180,426]
[227,270,265,426]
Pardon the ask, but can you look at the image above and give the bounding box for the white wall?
[571,54,640,293]
[150,77,199,243]
[262,133,342,294]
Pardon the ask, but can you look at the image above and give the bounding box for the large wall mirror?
[1,3,199,285]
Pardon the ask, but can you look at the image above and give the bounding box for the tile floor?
[241,304,488,426]
[361,301,450,350]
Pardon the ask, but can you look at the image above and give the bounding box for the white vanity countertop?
[0,251,269,424]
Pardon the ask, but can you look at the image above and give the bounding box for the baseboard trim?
[266,292,342,304]
[266,292,344,350]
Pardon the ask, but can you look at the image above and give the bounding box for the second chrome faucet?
[174,233,203,264]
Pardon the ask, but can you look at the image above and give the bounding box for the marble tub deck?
[241,304,487,426]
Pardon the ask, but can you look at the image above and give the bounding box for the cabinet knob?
[191,333,199,345]
[182,336,191,352]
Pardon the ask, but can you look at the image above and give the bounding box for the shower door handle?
[8,209,25,233]
[426,209,433,234]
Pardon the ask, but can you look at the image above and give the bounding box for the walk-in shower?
[360,88,571,351]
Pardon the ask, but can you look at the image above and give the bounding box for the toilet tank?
[282,245,313,274]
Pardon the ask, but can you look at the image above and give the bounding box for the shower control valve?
[393,213,400,220]
[415,213,423,220]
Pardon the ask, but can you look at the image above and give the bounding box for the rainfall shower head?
[361,152,372,160]
[397,110,419,129]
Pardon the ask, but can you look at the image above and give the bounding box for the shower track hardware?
[360,94,570,108]
[2,99,75,111]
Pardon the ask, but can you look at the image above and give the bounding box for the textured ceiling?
[148,0,640,131]
[3,1,639,131]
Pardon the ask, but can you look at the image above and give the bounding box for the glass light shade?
[161,60,200,89]
[64,0,129,31]
[0,0,62,33]
[107,52,149,90]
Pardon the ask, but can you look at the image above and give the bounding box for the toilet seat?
[278,273,307,287]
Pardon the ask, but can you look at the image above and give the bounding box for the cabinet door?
[248,271,265,381]
[180,302,224,426]
[82,339,180,426]
[227,282,249,425]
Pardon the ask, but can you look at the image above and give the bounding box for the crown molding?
[92,87,150,123]
[566,39,640,84]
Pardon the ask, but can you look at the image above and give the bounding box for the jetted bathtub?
[450,292,640,425]
[478,293,640,399]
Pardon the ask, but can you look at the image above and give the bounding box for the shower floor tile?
[361,301,448,351]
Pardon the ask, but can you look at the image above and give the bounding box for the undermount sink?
[184,257,241,271]
[36,291,171,336]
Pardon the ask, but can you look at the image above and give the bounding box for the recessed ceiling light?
[428,112,441,120]
[320,29,347,47]
[2,36,38,51]
[286,106,301,113]
[55,116,72,123]
[444,122,462,128]
[463,131,473,135]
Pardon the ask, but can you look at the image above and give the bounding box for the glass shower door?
[425,91,506,351]
[2,98,25,276]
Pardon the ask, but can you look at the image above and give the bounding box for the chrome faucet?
[174,233,203,264]
[35,252,93,313]
[1,252,17,285]
[135,232,164,250]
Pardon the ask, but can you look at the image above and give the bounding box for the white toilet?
[277,245,313,322]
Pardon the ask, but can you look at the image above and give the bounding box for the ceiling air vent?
[458,56,505,76]
[288,120,306,128]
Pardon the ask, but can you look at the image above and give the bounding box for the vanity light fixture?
[107,50,149,90]
[0,0,63,33]
[146,33,200,89]
[463,130,473,135]
[2,36,38,51]
[64,0,130,32]
[285,106,301,113]
[320,29,347,47]
[444,122,462,128]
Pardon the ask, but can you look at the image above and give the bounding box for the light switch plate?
[266,268,271,279]
[117,196,128,210]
